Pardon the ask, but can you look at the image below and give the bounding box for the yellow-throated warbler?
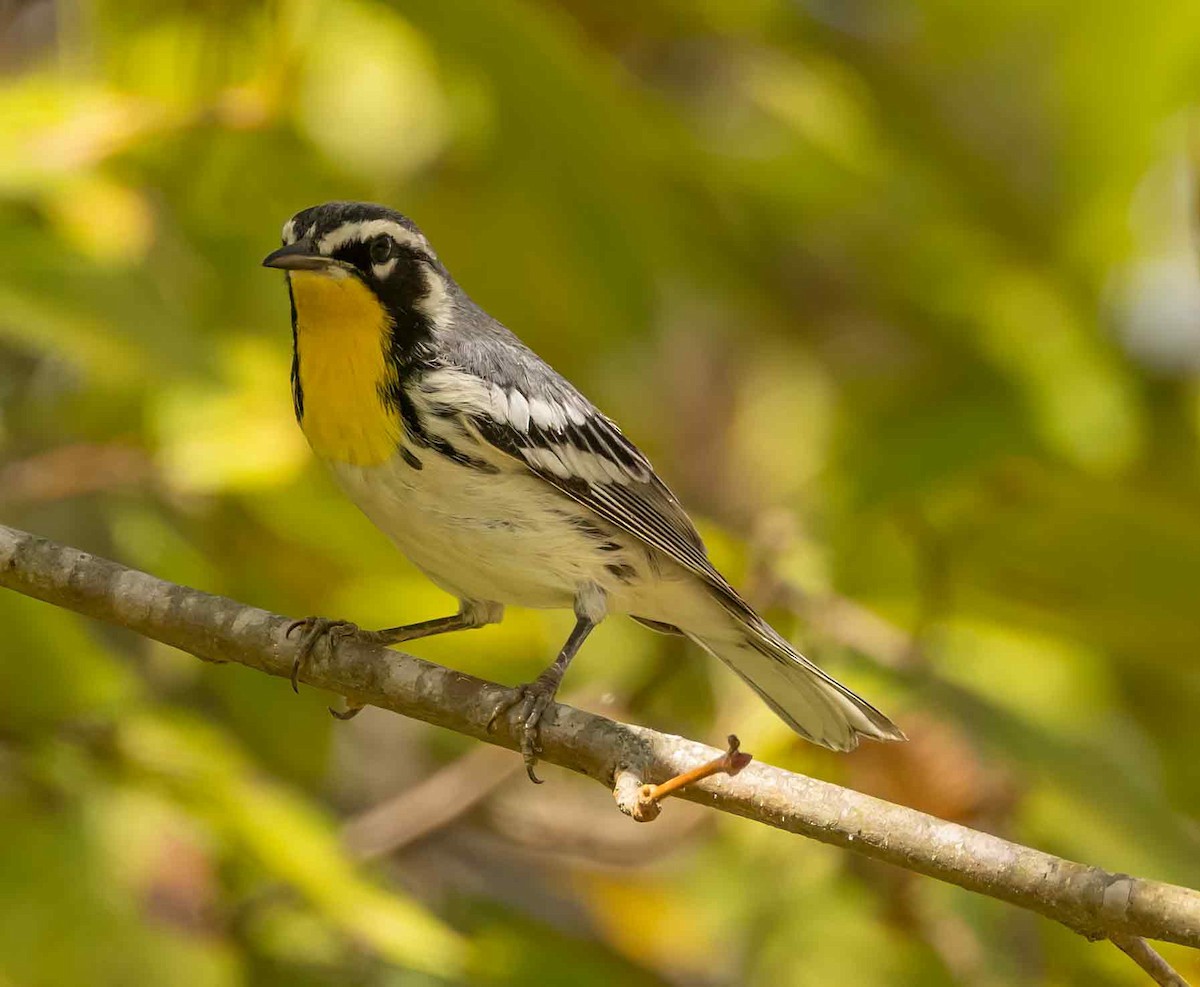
[263,201,904,780]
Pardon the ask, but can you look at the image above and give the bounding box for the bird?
[262,201,904,781]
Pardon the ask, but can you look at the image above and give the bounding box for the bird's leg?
[358,613,487,646]
[489,585,605,783]
[488,616,595,783]
[286,600,503,714]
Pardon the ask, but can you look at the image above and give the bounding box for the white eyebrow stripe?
[281,219,296,244]
[317,219,429,255]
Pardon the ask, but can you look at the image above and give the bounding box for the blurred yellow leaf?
[117,711,465,976]
[292,0,448,180]
[153,338,307,493]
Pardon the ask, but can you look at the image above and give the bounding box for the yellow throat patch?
[290,270,401,467]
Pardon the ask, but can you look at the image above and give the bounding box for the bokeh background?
[2,0,1200,983]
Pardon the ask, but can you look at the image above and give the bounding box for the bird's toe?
[487,680,559,783]
[285,616,360,692]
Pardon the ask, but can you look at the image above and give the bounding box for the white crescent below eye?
[372,258,398,279]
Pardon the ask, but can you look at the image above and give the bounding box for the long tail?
[685,617,905,752]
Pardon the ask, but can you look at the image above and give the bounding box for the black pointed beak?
[261,239,331,271]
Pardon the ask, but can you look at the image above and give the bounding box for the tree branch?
[2,523,1199,972]
[1111,935,1190,987]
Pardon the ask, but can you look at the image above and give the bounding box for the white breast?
[330,445,624,610]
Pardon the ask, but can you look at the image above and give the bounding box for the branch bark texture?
[2,523,1198,953]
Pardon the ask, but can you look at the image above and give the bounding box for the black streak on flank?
[565,516,610,542]
[378,381,433,468]
[605,562,638,585]
[380,378,497,474]
[427,435,499,474]
[557,514,623,553]
[422,401,460,419]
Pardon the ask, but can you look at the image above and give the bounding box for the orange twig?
[629,735,752,822]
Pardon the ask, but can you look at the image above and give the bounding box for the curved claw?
[285,617,359,693]
[487,681,557,783]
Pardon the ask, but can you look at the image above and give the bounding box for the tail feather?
[687,623,905,752]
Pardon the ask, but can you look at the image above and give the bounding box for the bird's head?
[262,201,450,325]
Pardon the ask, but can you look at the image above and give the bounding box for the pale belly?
[329,450,650,611]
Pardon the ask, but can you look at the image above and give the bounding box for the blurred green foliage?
[2,0,1200,983]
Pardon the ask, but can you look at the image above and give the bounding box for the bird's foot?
[487,676,561,784]
[284,616,361,693]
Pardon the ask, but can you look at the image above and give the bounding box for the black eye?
[369,235,393,265]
